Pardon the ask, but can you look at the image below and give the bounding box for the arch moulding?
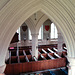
[0,0,75,67]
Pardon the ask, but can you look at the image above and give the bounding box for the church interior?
[0,0,75,75]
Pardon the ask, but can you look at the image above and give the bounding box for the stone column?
[58,31,63,52]
[57,29,64,56]
[31,33,38,59]
[5,50,9,61]
[18,27,21,41]
[0,64,6,75]
[0,50,7,75]
[68,57,75,75]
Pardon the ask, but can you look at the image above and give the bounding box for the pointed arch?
[0,0,74,66]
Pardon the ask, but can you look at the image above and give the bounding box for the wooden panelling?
[4,64,14,75]
[5,45,67,75]
[19,50,24,56]
[11,50,17,56]
[5,57,66,75]
[19,56,26,63]
[11,56,18,64]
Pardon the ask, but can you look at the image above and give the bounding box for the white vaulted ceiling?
[0,0,75,66]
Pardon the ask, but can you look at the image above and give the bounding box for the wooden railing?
[5,47,67,75]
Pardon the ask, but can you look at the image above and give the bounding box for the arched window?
[51,23,58,39]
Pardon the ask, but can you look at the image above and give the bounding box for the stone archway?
[0,0,75,74]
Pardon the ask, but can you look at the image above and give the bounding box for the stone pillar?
[5,50,9,61]
[0,64,6,74]
[68,57,75,75]
[58,31,63,52]
[57,29,64,56]
[18,27,21,41]
[31,33,38,59]
[0,50,7,75]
